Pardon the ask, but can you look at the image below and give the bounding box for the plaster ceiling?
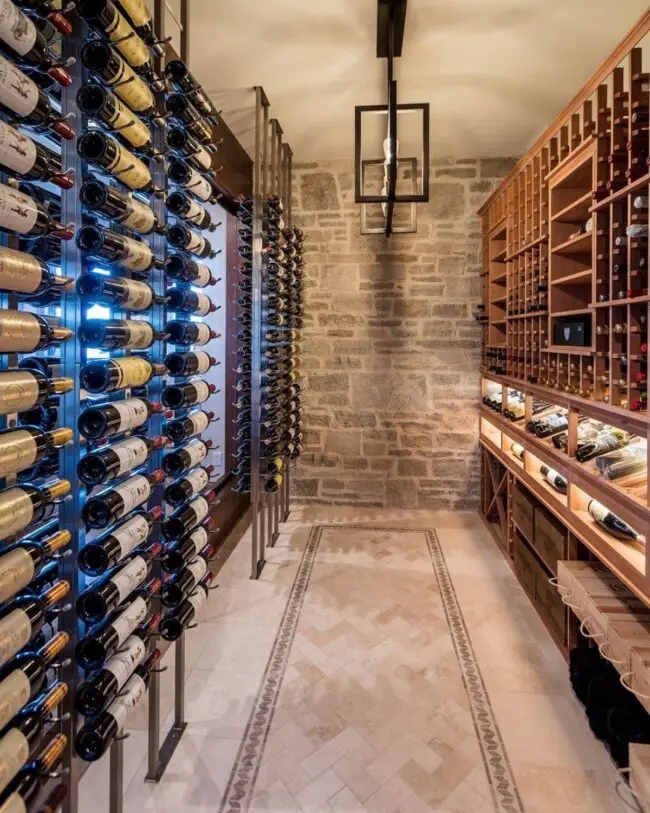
[185,0,649,161]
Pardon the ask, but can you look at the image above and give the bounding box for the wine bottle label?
[189,410,210,435]
[184,440,208,469]
[187,525,209,553]
[105,7,149,69]
[121,235,153,272]
[123,196,156,234]
[588,501,609,523]
[0,489,33,540]
[0,1,36,57]
[0,548,34,604]
[0,609,31,668]
[193,262,211,287]
[544,468,561,486]
[183,466,210,496]
[0,370,39,414]
[190,496,209,524]
[192,144,212,172]
[113,398,149,430]
[112,437,149,475]
[183,167,211,201]
[192,380,211,404]
[110,555,148,603]
[0,792,26,813]
[188,584,208,615]
[185,230,207,255]
[0,121,36,177]
[104,633,146,688]
[183,198,206,224]
[0,246,43,294]
[105,96,151,149]
[111,59,154,113]
[0,669,30,731]
[0,56,38,117]
[117,0,151,26]
[106,142,151,191]
[108,672,146,732]
[194,294,212,317]
[122,279,153,311]
[0,311,40,353]
[0,429,38,478]
[111,596,147,646]
[113,356,152,389]
[0,185,37,235]
[110,513,151,559]
[187,555,208,584]
[114,475,152,514]
[0,728,29,795]
[194,323,211,346]
[124,321,154,349]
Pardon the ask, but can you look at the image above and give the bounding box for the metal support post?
[109,739,124,813]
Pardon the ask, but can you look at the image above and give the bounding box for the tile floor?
[78,507,641,813]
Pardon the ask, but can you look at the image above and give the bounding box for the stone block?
[480,157,518,178]
[430,303,468,319]
[435,167,476,178]
[426,183,465,220]
[386,479,419,508]
[300,172,340,211]
[307,373,349,391]
[394,299,430,318]
[324,430,362,456]
[351,373,428,412]
[321,265,359,292]
[370,458,396,472]
[343,457,369,470]
[293,479,319,497]
[332,411,377,428]
[398,458,428,476]
[364,441,386,456]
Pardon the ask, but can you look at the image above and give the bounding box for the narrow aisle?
[121,509,628,813]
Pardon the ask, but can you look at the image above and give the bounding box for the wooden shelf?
[551,269,593,286]
[550,307,592,318]
[590,171,650,212]
[551,231,592,255]
[552,191,593,223]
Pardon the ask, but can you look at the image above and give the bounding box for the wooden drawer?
[630,647,650,716]
[512,485,535,542]
[533,507,565,574]
[513,535,537,596]
[607,618,650,676]
[630,744,650,812]
[536,571,566,641]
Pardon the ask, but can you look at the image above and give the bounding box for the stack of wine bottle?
[233,203,254,491]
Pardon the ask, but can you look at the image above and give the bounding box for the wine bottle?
[163,465,215,507]
[159,573,213,642]
[167,157,217,203]
[77,132,152,192]
[0,55,73,140]
[0,581,69,669]
[76,543,161,624]
[0,681,67,795]
[539,464,567,494]
[166,288,216,316]
[81,470,164,529]
[77,436,167,487]
[165,321,216,347]
[0,183,72,240]
[80,179,159,235]
[162,380,216,410]
[77,83,155,156]
[160,543,214,608]
[16,2,71,35]
[595,446,648,481]
[0,530,69,604]
[79,319,161,351]
[81,39,155,115]
[160,523,214,573]
[165,126,212,172]
[0,121,72,189]
[165,190,212,230]
[588,500,645,543]
[75,649,160,762]
[0,732,67,812]
[0,427,71,480]
[0,369,71,418]
[166,223,213,259]
[162,438,212,477]
[162,491,217,542]
[0,248,69,302]
[76,225,157,273]
[164,60,214,119]
[164,254,213,288]
[164,351,216,378]
[75,585,160,670]
[0,481,70,542]
[78,397,161,440]
[78,507,162,577]
[33,782,66,813]
[0,632,68,732]
[114,0,161,52]
[77,273,164,313]
[575,428,629,463]
[164,93,212,144]
[80,357,166,394]
[163,410,213,443]
[0,0,71,84]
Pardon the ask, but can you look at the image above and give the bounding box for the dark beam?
[377,0,407,58]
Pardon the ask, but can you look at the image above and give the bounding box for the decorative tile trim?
[219,525,524,813]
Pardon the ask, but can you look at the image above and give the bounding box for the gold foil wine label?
[121,236,152,272]
[0,370,40,415]
[107,143,151,191]
[124,320,154,349]
[0,669,31,731]
[0,609,32,668]
[0,548,34,603]
[105,8,149,68]
[111,59,154,112]
[0,489,33,541]
[0,727,29,795]
[123,196,156,234]
[0,429,39,478]
[0,247,41,293]
[113,356,152,388]
[107,96,150,149]
[0,791,27,813]
[122,279,153,311]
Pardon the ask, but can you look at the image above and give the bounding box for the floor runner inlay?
[218,524,525,813]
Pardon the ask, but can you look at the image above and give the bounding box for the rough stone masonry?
[291,157,517,509]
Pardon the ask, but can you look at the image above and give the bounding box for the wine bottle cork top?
[51,428,74,446]
[52,378,75,394]
[41,681,68,713]
[38,734,68,771]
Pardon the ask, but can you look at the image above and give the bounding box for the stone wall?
[291,157,516,509]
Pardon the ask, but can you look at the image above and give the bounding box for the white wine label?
[184,198,205,224]
[588,501,608,523]
[194,293,212,317]
[0,185,38,236]
[114,475,151,514]
[106,96,150,149]
[0,0,36,57]
[183,439,208,469]
[194,323,211,346]
[105,7,149,68]
[192,144,212,172]
[0,489,33,542]
[0,370,39,415]
[188,584,208,615]
[104,634,146,688]
[113,398,149,430]
[106,142,151,191]
[0,791,26,813]
[123,196,156,234]
[111,513,151,559]
[110,555,148,602]
[0,609,31,669]
[112,60,154,113]
[108,672,146,732]
[0,548,34,604]
[113,356,152,389]
[111,596,147,645]
[187,525,209,553]
[0,429,38,478]
[183,466,209,498]
[0,247,42,294]
[193,262,211,288]
[112,437,149,476]
[122,279,153,311]
[0,728,29,795]
[185,230,206,255]
[190,496,209,524]
[188,410,210,435]
[117,0,151,26]
[187,555,208,584]
[0,55,38,117]
[0,669,31,731]
[0,121,36,176]
[124,321,154,349]
[192,380,211,404]
[544,468,561,486]
[184,168,211,202]
[121,235,153,272]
